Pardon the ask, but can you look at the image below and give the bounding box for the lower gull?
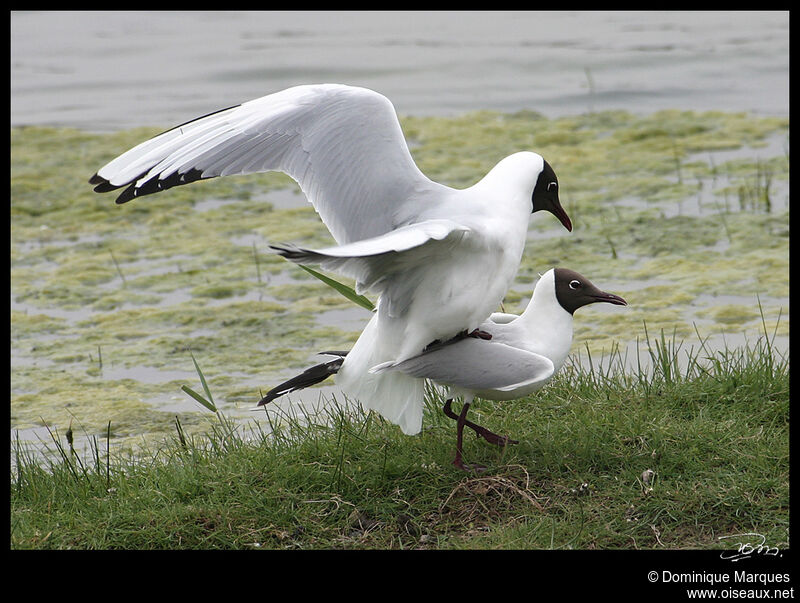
[258,268,627,471]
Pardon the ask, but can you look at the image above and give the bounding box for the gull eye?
[569,279,581,290]
[547,181,558,192]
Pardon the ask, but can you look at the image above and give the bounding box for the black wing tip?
[256,358,344,406]
[257,391,283,407]
[93,182,121,194]
[88,102,240,201]
[269,243,308,260]
[115,185,137,204]
[89,173,124,195]
[93,167,209,205]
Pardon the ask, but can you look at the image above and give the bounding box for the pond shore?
[11,108,789,461]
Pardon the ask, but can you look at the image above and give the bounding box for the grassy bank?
[11,329,788,550]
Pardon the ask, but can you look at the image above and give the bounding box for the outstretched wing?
[90,84,442,244]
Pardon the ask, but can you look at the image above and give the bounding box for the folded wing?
[374,339,555,392]
[271,219,470,316]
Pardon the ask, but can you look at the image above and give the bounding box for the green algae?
[697,304,760,325]
[11,108,789,455]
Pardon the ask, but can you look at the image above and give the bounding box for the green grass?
[11,327,788,550]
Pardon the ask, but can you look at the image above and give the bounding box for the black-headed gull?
[89,84,572,435]
[258,268,627,470]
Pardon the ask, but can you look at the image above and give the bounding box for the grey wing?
[388,339,555,391]
[90,84,442,244]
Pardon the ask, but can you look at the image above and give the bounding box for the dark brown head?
[553,268,627,314]
[532,160,572,232]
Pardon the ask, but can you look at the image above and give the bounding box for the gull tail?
[336,314,425,435]
[257,351,347,406]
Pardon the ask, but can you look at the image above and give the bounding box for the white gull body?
[371,268,626,468]
[372,268,627,406]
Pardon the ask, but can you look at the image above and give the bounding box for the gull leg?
[443,399,518,447]
[451,399,486,472]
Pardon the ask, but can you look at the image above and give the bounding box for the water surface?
[11,11,789,130]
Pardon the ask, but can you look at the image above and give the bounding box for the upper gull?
[89,84,573,435]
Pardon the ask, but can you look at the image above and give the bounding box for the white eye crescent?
[547,181,558,192]
[569,279,581,290]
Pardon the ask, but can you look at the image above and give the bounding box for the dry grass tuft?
[439,465,548,528]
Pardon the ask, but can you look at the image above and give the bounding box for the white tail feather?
[336,314,425,435]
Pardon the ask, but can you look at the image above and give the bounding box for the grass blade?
[190,353,215,407]
[297,265,375,312]
[181,384,218,413]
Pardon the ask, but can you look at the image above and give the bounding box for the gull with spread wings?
[90,83,572,436]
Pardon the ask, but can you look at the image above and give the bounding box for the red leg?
[443,399,518,447]
[450,400,487,472]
